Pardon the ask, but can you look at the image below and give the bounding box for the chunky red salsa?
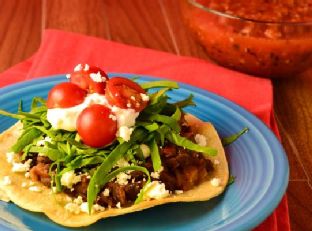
[199,0,312,23]
[181,0,312,77]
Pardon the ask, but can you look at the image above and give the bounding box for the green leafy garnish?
[222,128,249,146]
[11,128,42,153]
[166,133,217,156]
[174,94,196,108]
[140,81,179,90]
[227,175,235,186]
[149,139,161,172]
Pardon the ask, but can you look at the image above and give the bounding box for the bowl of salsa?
[180,0,312,78]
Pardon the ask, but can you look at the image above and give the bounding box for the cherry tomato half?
[76,104,117,148]
[69,64,109,94]
[105,77,148,112]
[47,82,87,109]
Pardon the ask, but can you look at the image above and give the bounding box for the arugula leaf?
[174,94,195,108]
[146,114,180,133]
[171,106,181,121]
[222,128,249,147]
[134,144,145,162]
[0,109,24,120]
[28,146,66,161]
[11,128,42,153]
[142,90,168,114]
[227,175,235,185]
[136,122,159,132]
[149,139,162,171]
[156,124,171,146]
[166,133,217,156]
[140,81,179,90]
[17,111,41,120]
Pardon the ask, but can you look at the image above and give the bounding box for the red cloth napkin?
[0,29,290,231]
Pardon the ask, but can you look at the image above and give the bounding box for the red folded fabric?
[0,29,290,231]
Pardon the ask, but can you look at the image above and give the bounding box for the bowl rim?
[188,0,312,25]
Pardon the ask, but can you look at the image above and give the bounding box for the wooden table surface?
[0,0,311,230]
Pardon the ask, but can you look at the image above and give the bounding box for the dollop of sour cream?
[47,93,139,141]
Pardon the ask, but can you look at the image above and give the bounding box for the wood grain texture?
[288,181,312,231]
[0,0,42,72]
[274,75,312,181]
[0,0,312,230]
[273,73,312,231]
[44,0,109,38]
[103,0,176,52]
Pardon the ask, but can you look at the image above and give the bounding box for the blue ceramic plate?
[0,74,289,231]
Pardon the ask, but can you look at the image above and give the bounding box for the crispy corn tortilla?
[0,114,229,227]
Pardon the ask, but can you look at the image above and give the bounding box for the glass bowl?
[180,0,312,78]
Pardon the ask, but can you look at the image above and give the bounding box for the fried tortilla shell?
[0,114,229,227]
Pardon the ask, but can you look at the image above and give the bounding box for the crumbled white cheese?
[2,176,11,186]
[28,186,42,192]
[144,181,169,200]
[103,188,110,197]
[90,72,106,83]
[140,144,150,158]
[175,190,184,195]
[61,170,81,189]
[140,93,150,102]
[65,202,81,214]
[73,196,83,205]
[109,114,117,121]
[116,202,121,209]
[210,178,221,187]
[84,64,90,71]
[115,158,130,168]
[12,159,32,172]
[25,172,30,178]
[118,126,133,142]
[151,172,160,179]
[111,106,139,128]
[80,202,90,213]
[36,136,52,146]
[115,172,131,185]
[21,182,27,188]
[130,96,136,101]
[194,134,207,147]
[150,167,164,179]
[6,152,15,164]
[74,64,83,72]
[126,103,131,108]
